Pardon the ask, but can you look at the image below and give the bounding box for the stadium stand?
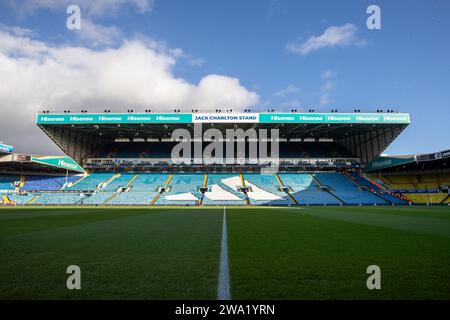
[313,172,387,205]
[110,192,159,205]
[3,111,447,206]
[23,175,80,191]
[378,173,450,191]
[402,193,448,204]
[8,194,36,205]
[96,142,353,160]
[67,173,114,191]
[365,149,450,205]
[203,173,248,205]
[242,173,291,205]
[316,173,379,204]
[0,174,19,191]
[156,174,203,205]
[34,193,86,205]
[346,172,407,204]
[81,192,116,205]
[109,173,168,205]
[128,173,168,192]
[277,173,341,205]
[101,173,136,192]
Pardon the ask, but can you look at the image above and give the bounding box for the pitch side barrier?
[13,203,440,207]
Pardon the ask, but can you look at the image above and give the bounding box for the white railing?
[86,157,360,166]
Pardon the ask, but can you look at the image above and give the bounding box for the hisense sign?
[37,112,411,125]
[0,143,14,153]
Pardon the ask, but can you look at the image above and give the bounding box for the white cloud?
[0,26,259,154]
[188,57,206,67]
[274,84,299,97]
[319,69,337,106]
[278,99,301,109]
[75,20,122,46]
[13,0,154,16]
[322,69,337,80]
[0,23,34,37]
[287,23,358,55]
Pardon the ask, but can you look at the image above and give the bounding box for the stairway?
[275,174,298,205]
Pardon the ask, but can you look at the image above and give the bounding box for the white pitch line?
[217,206,231,300]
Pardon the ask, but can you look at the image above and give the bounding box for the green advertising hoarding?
[259,113,410,124]
[36,113,193,124]
[36,112,410,125]
[365,156,416,172]
[31,156,84,173]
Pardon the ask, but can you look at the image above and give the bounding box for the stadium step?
[125,175,139,188]
[311,173,346,204]
[150,174,173,205]
[27,195,41,205]
[199,173,208,205]
[2,195,11,204]
[20,175,25,188]
[441,194,450,204]
[150,192,161,205]
[275,174,298,205]
[341,172,361,188]
[350,173,393,204]
[240,173,251,205]
[326,191,346,204]
[103,193,119,205]
[310,174,324,188]
[102,174,121,190]
[68,174,89,188]
[370,192,392,205]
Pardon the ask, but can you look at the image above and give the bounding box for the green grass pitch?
[1,206,449,299]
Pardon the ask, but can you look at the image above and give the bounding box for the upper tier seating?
[0,174,19,190]
[128,174,168,192]
[102,174,136,192]
[279,142,353,159]
[98,142,176,158]
[23,175,81,191]
[278,173,341,205]
[314,172,386,205]
[67,173,114,191]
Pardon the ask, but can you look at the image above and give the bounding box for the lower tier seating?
[1,172,422,206]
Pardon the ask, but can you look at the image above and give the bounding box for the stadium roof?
[0,143,14,155]
[366,149,450,172]
[0,153,84,174]
[36,112,410,165]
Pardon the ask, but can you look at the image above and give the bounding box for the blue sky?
[0,0,449,155]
